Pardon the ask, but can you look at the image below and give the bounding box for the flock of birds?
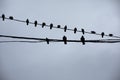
[0,14,120,45]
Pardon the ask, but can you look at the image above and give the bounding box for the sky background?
[0,0,120,80]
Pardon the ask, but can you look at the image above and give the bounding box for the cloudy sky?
[0,0,120,80]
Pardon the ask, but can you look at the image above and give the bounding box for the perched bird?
[50,23,53,29]
[46,38,49,44]
[81,36,85,45]
[34,20,37,27]
[101,32,105,38]
[91,31,96,34]
[26,19,29,25]
[9,16,14,20]
[109,34,113,37]
[64,25,67,32]
[81,28,85,34]
[57,25,61,28]
[2,14,5,21]
[63,36,67,44]
[42,22,46,28]
[74,27,77,34]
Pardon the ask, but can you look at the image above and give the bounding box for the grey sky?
[0,0,120,80]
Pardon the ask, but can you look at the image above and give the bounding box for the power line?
[0,40,46,43]
[0,14,120,39]
[0,34,120,45]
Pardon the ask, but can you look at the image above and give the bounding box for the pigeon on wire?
[26,19,29,25]
[91,31,96,34]
[101,32,105,38]
[57,25,61,28]
[109,34,113,37]
[63,36,67,44]
[64,25,67,32]
[46,37,49,44]
[34,20,38,27]
[74,27,77,34]
[50,23,53,29]
[81,36,85,45]
[9,16,14,20]
[42,22,46,28]
[2,14,5,21]
[81,28,85,34]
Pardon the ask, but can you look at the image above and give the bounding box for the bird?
[46,38,49,44]
[34,20,37,27]
[50,23,53,29]
[63,36,67,44]
[26,19,29,25]
[64,25,67,32]
[91,31,96,34]
[81,28,85,34]
[42,22,46,28]
[74,27,77,34]
[109,34,113,37]
[81,36,85,45]
[9,16,14,20]
[2,14,5,21]
[57,25,61,28]
[101,32,105,38]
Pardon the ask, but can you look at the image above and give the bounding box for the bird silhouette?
[63,36,67,44]
[81,28,85,34]
[34,20,37,27]
[9,16,14,20]
[81,36,85,45]
[74,27,77,34]
[46,38,49,44]
[57,25,61,28]
[26,19,29,25]
[101,32,105,38]
[42,22,46,28]
[2,14,5,21]
[109,34,113,37]
[50,23,53,29]
[91,31,96,34]
[64,25,67,32]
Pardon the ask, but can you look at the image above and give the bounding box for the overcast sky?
[0,0,120,80]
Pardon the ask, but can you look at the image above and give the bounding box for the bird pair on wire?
[63,35,85,45]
